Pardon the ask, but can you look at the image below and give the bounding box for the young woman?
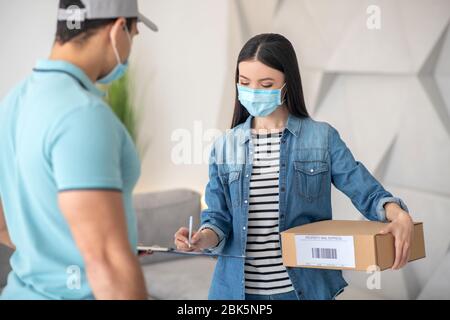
[174,33,414,300]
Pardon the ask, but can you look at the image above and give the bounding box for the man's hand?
[379,203,414,270]
[137,247,154,257]
[174,227,219,252]
[59,190,148,300]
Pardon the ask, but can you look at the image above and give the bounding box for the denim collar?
[238,114,303,145]
[34,59,105,98]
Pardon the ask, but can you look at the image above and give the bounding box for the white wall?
[0,0,58,98]
[131,0,229,194]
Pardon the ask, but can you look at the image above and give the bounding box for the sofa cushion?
[142,256,216,300]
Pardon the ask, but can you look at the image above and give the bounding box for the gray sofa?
[0,189,217,300]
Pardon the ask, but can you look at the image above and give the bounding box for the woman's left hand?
[379,203,414,270]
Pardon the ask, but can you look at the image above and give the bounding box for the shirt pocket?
[219,170,241,209]
[293,160,329,200]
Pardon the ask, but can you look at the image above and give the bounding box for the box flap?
[281,220,423,236]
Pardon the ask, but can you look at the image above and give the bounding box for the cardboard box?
[281,220,425,271]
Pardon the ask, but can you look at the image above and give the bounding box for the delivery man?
[0,0,158,299]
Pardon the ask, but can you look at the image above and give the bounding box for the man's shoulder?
[0,78,29,108]
[40,75,116,124]
[52,75,106,109]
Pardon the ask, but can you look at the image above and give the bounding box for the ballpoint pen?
[188,216,193,248]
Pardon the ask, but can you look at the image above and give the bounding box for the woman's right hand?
[174,227,219,252]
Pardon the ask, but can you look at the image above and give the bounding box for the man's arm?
[58,190,147,300]
[0,199,15,250]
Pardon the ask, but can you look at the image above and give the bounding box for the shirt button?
[246,174,249,178]
[244,200,248,204]
[243,227,246,231]
[310,169,314,173]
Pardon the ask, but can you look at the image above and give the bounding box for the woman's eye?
[240,82,250,86]
[262,84,274,88]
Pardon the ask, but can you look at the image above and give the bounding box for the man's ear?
[110,17,127,44]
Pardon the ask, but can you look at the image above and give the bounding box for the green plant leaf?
[105,73,137,143]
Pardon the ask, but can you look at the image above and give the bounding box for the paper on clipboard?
[137,245,248,259]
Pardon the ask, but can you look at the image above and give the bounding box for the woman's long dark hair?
[231,33,309,128]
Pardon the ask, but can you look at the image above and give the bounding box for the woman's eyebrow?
[239,75,274,81]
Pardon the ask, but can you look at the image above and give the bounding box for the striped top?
[244,130,294,295]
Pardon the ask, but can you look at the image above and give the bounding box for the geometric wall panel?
[275,0,364,70]
[420,23,450,137]
[399,0,450,73]
[314,75,411,172]
[386,185,450,293]
[327,0,450,73]
[300,71,337,115]
[435,25,450,130]
[381,85,450,196]
[327,0,413,73]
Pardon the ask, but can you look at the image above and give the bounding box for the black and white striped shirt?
[244,130,294,295]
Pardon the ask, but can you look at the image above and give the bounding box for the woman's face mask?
[237,83,286,117]
[98,25,132,84]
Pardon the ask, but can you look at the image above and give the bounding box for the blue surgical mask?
[98,26,132,84]
[237,83,286,117]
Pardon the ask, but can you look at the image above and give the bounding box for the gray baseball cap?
[57,0,158,32]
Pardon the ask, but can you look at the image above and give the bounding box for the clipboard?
[137,245,248,259]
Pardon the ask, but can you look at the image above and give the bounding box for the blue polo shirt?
[0,60,141,299]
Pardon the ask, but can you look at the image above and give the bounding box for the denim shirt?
[200,115,408,300]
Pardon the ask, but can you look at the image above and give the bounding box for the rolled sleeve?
[199,223,226,254]
[376,197,410,222]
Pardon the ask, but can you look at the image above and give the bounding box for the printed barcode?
[311,248,338,259]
